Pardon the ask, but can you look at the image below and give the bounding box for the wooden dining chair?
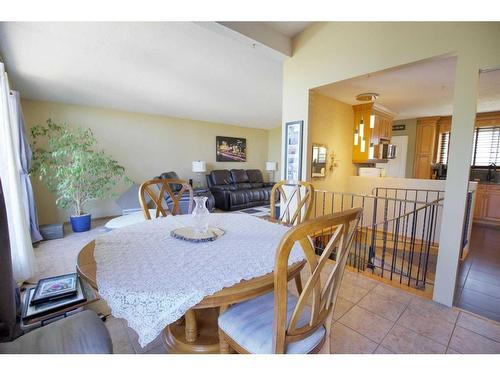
[270,180,315,226]
[270,180,315,294]
[138,178,194,219]
[218,207,362,354]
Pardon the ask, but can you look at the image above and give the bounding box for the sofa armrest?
[210,189,231,210]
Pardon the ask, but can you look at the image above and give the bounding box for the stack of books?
[23,273,87,321]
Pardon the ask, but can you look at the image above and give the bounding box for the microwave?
[374,143,397,159]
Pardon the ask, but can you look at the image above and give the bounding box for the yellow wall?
[283,22,500,179]
[267,126,282,181]
[22,99,278,224]
[309,91,356,192]
[283,22,500,305]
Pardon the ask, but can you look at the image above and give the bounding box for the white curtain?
[0,62,36,283]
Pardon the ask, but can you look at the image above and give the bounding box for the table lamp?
[192,161,207,188]
[266,161,277,183]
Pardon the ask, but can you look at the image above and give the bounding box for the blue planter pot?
[70,213,91,232]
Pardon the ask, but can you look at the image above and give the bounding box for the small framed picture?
[31,273,78,305]
[285,121,304,180]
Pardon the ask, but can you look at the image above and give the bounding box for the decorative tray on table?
[170,227,225,243]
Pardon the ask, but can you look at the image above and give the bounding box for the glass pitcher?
[191,196,209,233]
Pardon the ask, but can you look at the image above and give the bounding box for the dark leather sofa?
[206,169,274,211]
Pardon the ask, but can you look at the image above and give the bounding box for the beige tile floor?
[32,219,500,354]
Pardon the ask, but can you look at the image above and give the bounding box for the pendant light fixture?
[370,114,375,129]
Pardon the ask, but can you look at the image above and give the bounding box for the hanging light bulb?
[360,137,366,153]
[359,117,364,139]
[370,114,375,129]
[354,128,359,146]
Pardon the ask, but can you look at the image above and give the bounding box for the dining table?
[76,212,305,354]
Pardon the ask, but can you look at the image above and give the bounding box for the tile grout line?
[454,305,500,329]
[455,322,500,345]
[445,311,460,353]
[390,296,454,352]
[334,321,379,352]
[344,292,406,353]
[375,297,412,353]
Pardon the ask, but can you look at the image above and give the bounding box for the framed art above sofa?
[216,136,246,162]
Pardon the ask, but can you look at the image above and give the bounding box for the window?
[471,126,500,167]
[437,131,450,164]
[438,126,500,167]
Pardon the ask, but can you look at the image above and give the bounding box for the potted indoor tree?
[30,119,131,232]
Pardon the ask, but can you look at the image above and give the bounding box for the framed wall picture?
[285,121,304,180]
[216,136,247,162]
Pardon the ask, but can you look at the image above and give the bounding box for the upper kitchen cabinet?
[352,102,395,164]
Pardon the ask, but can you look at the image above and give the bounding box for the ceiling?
[264,22,313,38]
[315,56,500,120]
[0,22,311,129]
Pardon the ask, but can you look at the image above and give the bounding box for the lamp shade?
[266,161,277,171]
[192,161,207,173]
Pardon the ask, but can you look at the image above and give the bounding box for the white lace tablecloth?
[94,213,304,347]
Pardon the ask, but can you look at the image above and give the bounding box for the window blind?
[437,131,450,164]
[471,126,500,167]
[438,126,500,166]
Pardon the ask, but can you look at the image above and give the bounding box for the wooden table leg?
[185,309,198,343]
[163,307,220,353]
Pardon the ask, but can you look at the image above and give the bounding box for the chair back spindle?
[272,207,362,353]
[270,180,315,225]
[138,178,194,219]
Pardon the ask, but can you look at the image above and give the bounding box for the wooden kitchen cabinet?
[376,115,392,140]
[474,184,500,227]
[413,117,439,179]
[352,103,394,163]
[474,185,486,219]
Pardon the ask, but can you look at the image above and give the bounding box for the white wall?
[267,126,282,180]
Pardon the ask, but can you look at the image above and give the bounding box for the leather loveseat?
[206,169,274,211]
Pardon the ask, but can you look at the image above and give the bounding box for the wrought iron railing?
[311,189,449,289]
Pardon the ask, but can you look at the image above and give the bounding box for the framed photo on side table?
[31,273,78,305]
[284,121,304,181]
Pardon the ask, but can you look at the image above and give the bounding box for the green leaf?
[29,120,133,216]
